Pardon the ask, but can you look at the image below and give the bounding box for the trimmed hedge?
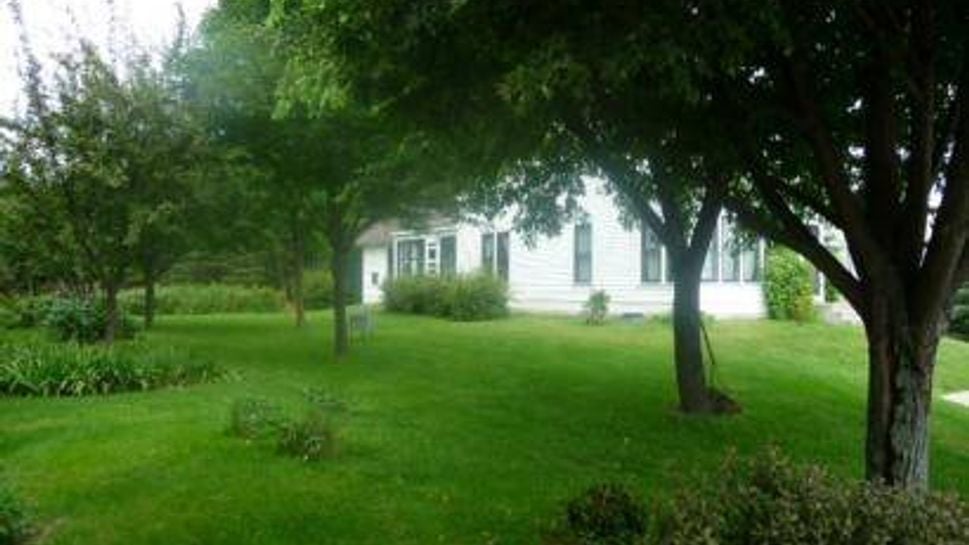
[382,274,508,321]
[119,284,285,316]
[764,246,816,322]
[0,341,221,397]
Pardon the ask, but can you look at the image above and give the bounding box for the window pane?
[574,223,592,284]
[440,236,457,277]
[702,221,720,281]
[397,239,425,277]
[497,232,510,281]
[641,223,661,282]
[742,241,761,281]
[722,223,740,282]
[481,233,495,273]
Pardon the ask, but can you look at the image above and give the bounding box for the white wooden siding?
[360,177,766,317]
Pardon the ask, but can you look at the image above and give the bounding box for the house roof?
[356,221,399,247]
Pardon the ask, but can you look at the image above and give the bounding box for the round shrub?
[549,483,648,544]
[764,246,816,322]
[302,270,334,310]
[658,449,969,545]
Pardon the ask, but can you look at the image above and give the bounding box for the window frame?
[573,222,593,285]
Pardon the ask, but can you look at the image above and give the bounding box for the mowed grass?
[3,312,969,544]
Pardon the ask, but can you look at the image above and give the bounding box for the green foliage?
[657,449,969,545]
[0,295,54,329]
[382,274,509,321]
[950,285,969,339]
[44,296,136,343]
[164,252,275,287]
[546,483,649,545]
[227,398,286,441]
[764,247,816,322]
[0,341,221,397]
[584,291,611,325]
[119,284,285,316]
[227,390,344,462]
[276,409,339,462]
[302,270,334,310]
[0,477,30,545]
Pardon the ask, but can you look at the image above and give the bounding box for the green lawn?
[3,313,969,544]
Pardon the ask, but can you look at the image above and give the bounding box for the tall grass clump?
[0,341,221,397]
[120,284,285,315]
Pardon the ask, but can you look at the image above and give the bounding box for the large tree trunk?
[863,295,937,488]
[671,260,715,413]
[103,283,120,344]
[330,247,350,359]
[143,276,156,330]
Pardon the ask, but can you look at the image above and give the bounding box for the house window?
[742,241,761,281]
[641,223,662,283]
[440,235,457,277]
[721,222,740,282]
[497,232,510,281]
[574,223,593,284]
[371,272,380,286]
[481,233,495,273]
[701,220,720,281]
[397,239,425,277]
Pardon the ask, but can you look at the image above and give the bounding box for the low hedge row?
[382,274,508,321]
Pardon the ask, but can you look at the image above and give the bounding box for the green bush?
[546,483,649,545]
[302,270,334,310]
[119,284,285,316]
[950,284,969,338]
[227,391,345,462]
[0,295,54,329]
[43,296,136,343]
[382,274,508,321]
[277,409,338,462]
[0,478,30,545]
[657,449,969,545]
[764,247,816,322]
[0,341,221,397]
[584,291,611,325]
[227,398,285,441]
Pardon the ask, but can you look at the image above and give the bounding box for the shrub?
[950,284,969,338]
[302,270,334,310]
[43,296,136,343]
[228,391,345,462]
[227,398,285,440]
[584,291,610,325]
[0,295,54,329]
[764,246,816,322]
[119,284,285,316]
[545,483,649,545]
[382,274,508,321]
[657,449,969,545]
[444,274,509,321]
[0,341,221,397]
[0,478,30,545]
[277,409,338,462]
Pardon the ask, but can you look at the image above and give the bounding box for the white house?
[357,178,768,318]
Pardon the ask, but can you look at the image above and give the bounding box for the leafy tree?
[269,0,969,486]
[271,0,739,413]
[1,2,215,340]
[193,0,452,357]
